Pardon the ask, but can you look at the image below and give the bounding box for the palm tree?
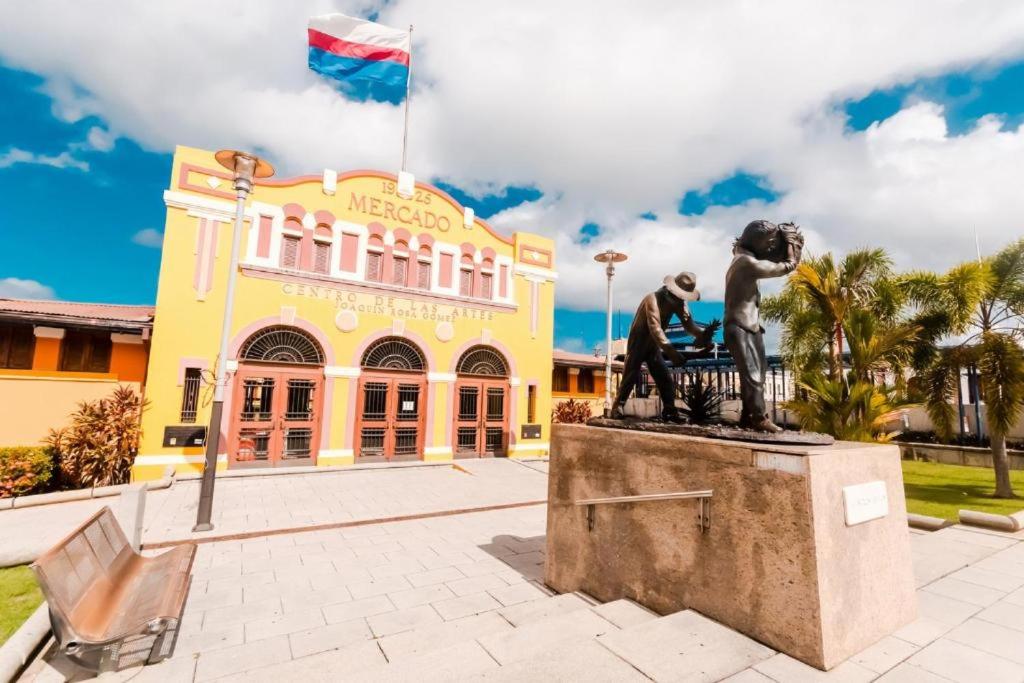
[916,239,1024,498]
[763,248,893,380]
[787,309,917,441]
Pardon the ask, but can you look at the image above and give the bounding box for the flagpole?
[401,24,413,172]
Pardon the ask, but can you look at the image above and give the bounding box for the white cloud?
[131,228,164,248]
[0,147,88,171]
[1,1,1024,308]
[85,126,116,152]
[0,278,56,300]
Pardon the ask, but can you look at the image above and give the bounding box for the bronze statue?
[611,272,720,421]
[724,220,804,432]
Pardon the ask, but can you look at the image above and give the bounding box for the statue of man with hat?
[610,272,720,421]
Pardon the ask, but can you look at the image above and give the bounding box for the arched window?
[456,346,509,377]
[361,337,426,371]
[416,244,432,290]
[240,326,324,365]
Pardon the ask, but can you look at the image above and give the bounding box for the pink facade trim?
[313,209,335,227]
[499,264,509,298]
[177,164,515,246]
[314,225,332,239]
[340,233,359,272]
[177,163,234,201]
[393,227,412,244]
[424,382,436,448]
[193,218,219,299]
[256,215,273,258]
[481,247,496,261]
[416,233,434,247]
[177,357,209,386]
[460,242,476,257]
[298,228,314,270]
[367,222,387,239]
[282,203,305,221]
[438,253,454,288]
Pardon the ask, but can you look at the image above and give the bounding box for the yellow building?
[133,146,556,480]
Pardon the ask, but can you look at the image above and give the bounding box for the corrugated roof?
[0,298,154,329]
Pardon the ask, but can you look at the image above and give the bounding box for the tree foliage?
[44,386,147,488]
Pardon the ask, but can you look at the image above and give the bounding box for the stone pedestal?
[545,424,917,670]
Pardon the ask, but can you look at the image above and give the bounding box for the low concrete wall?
[546,424,917,671]
[0,375,141,447]
[900,442,1024,470]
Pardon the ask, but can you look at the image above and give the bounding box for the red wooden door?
[230,364,322,468]
[453,379,508,458]
[355,372,425,462]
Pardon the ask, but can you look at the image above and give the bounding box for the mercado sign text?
[348,181,451,232]
[280,283,496,322]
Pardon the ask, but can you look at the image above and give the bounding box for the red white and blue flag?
[308,14,410,89]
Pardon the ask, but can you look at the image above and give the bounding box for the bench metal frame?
[30,506,196,673]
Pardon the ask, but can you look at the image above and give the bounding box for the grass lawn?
[902,460,1024,520]
[0,565,44,646]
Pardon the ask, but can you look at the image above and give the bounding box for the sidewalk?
[0,459,548,562]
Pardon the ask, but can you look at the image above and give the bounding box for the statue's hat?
[663,271,701,302]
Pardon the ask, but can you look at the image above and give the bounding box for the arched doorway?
[229,326,325,468]
[355,337,428,462]
[453,346,510,458]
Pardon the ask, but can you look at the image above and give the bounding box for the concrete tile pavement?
[0,458,548,563]
[17,458,1024,682]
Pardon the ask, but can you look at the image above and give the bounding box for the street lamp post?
[593,249,628,417]
[193,150,275,532]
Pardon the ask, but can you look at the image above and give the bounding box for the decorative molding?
[335,310,358,333]
[164,190,236,220]
[392,318,406,336]
[322,169,338,196]
[319,448,354,458]
[510,442,550,452]
[427,372,457,383]
[509,377,521,387]
[324,365,361,378]
[33,326,65,339]
[434,321,454,342]
[568,368,581,375]
[516,263,559,281]
[424,446,453,455]
[280,306,297,325]
[226,359,239,372]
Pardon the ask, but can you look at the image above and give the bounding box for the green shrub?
[44,386,147,488]
[0,447,54,498]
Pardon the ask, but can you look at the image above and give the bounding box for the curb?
[0,602,50,683]
[0,466,175,511]
[907,513,954,531]
[958,509,1024,532]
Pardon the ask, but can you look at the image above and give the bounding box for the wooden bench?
[30,506,196,673]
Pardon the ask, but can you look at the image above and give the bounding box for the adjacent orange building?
[0,299,152,446]
[551,349,623,418]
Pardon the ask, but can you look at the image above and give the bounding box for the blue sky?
[2,10,1024,352]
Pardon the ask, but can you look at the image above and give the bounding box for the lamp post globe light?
[593,249,628,418]
[193,150,275,532]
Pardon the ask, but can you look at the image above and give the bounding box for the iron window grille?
[180,368,201,423]
[361,337,426,371]
[240,326,324,365]
[456,346,509,377]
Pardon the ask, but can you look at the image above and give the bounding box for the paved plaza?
[0,459,549,561]
[14,460,1024,682]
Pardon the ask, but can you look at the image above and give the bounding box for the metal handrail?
[574,489,713,533]
[574,490,712,506]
